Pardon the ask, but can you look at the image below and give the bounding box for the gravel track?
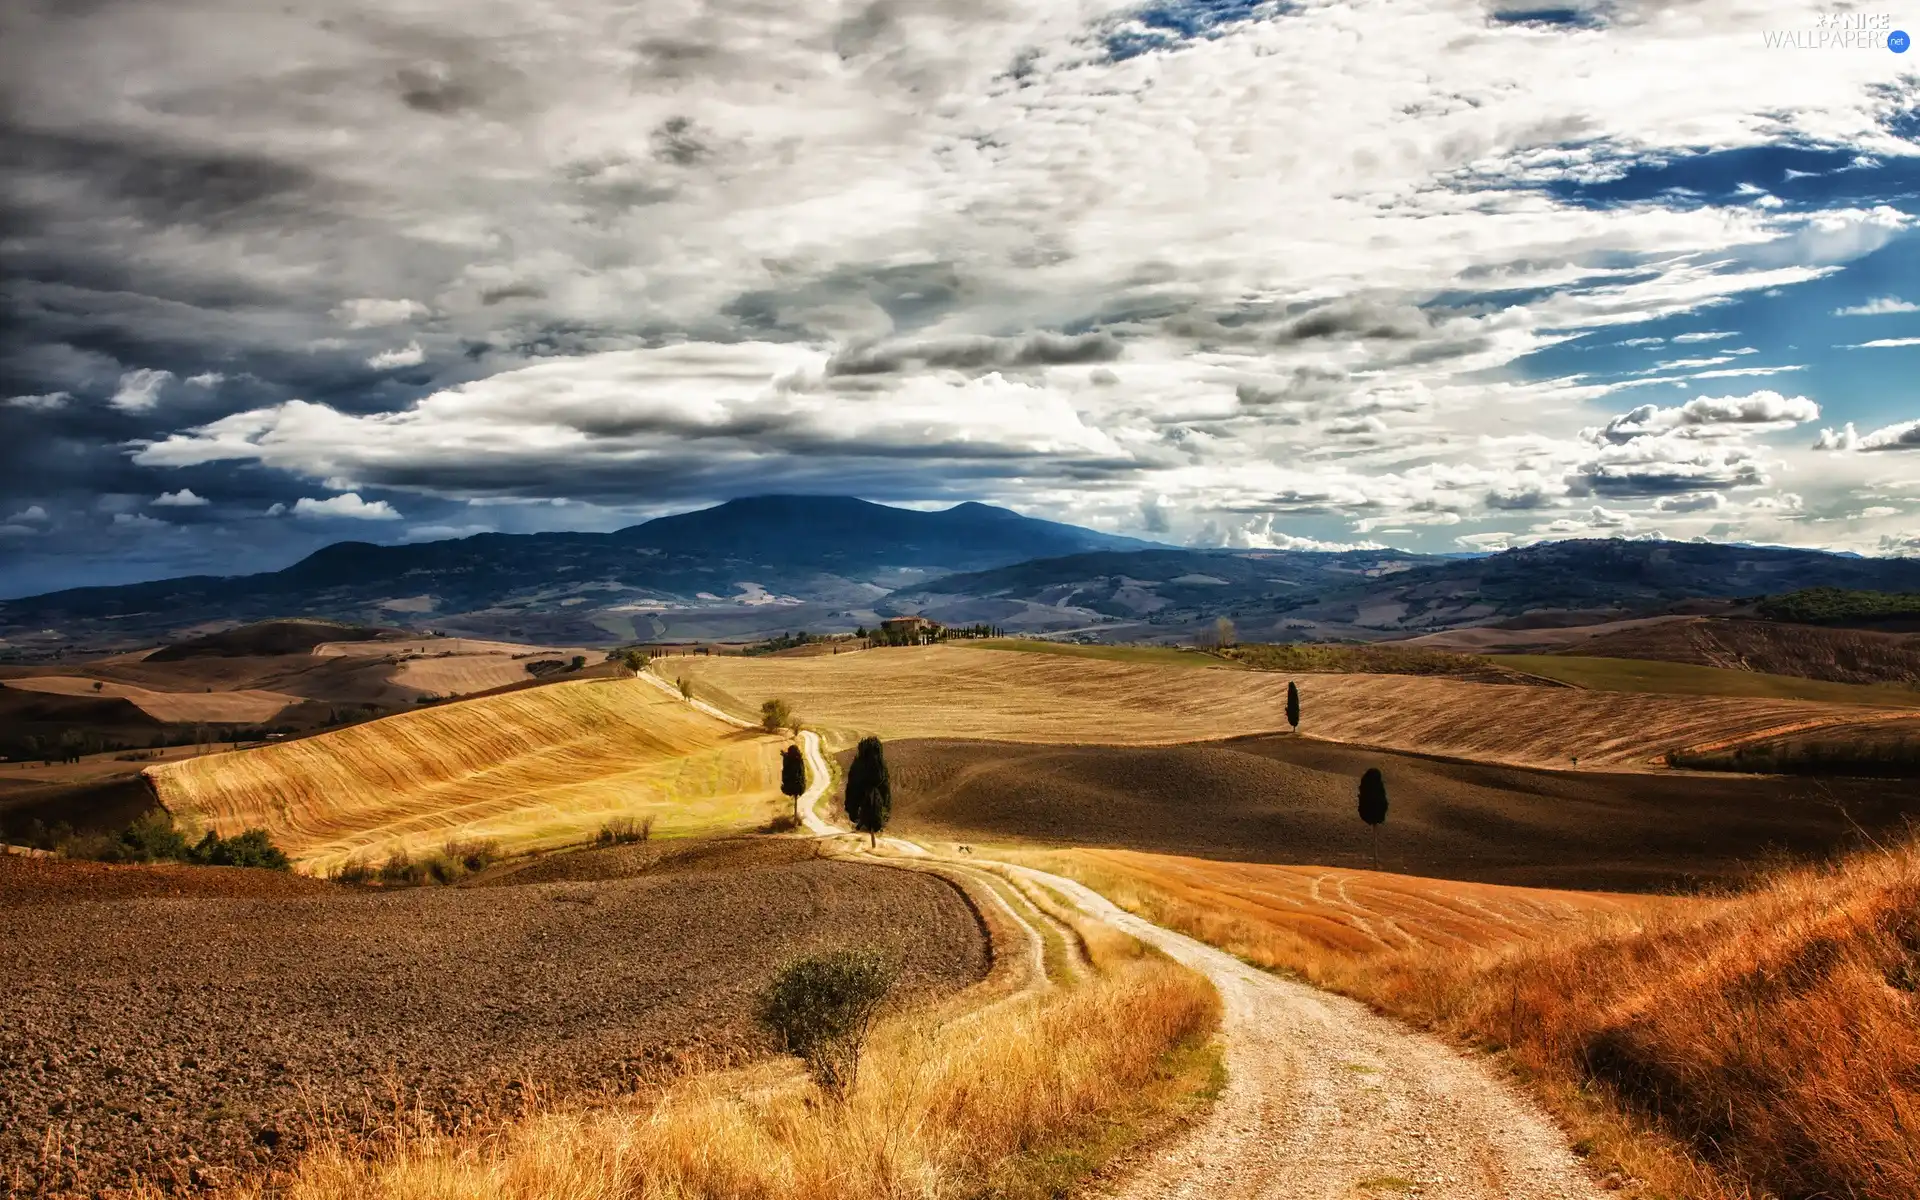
[1,842,988,1197]
[1016,867,1605,1200]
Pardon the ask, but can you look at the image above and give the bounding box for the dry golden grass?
[0,676,297,723]
[149,679,787,873]
[676,644,1908,768]
[1032,841,1920,1200]
[194,877,1220,1200]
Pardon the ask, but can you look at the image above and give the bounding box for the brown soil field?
[0,677,298,724]
[0,840,988,1197]
[145,621,398,661]
[1557,616,1920,686]
[149,679,789,872]
[874,735,1920,891]
[1399,615,1693,652]
[676,645,1909,769]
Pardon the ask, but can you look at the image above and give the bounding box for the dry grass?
[194,883,1220,1200]
[675,645,1910,768]
[1031,841,1920,1200]
[0,676,298,723]
[149,679,788,873]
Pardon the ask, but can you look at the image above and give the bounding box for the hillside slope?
[675,645,1912,769]
[149,678,786,871]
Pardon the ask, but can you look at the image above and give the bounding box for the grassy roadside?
[1493,653,1920,707]
[193,864,1221,1200]
[1019,842,1920,1200]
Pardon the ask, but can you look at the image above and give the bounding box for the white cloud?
[1815,420,1920,452]
[265,502,287,516]
[1847,338,1920,350]
[1882,533,1920,557]
[1833,297,1919,316]
[401,523,494,542]
[110,369,173,413]
[1588,392,1820,443]
[366,341,426,370]
[1671,331,1738,343]
[185,372,225,388]
[150,488,209,507]
[1855,506,1901,519]
[6,505,49,524]
[290,493,402,520]
[332,298,431,329]
[112,512,167,528]
[5,392,70,411]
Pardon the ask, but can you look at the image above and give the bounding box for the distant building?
[879,615,936,633]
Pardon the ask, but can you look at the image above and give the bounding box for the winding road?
[651,669,1606,1199]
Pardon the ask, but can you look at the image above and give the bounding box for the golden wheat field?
[674,644,1907,768]
[0,676,298,723]
[148,679,788,872]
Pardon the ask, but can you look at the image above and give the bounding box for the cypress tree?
[844,736,892,848]
[1357,767,1388,868]
[1286,681,1300,732]
[780,744,808,822]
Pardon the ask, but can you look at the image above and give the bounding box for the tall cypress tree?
[844,736,893,848]
[1285,681,1300,732]
[1357,767,1388,868]
[780,744,808,823]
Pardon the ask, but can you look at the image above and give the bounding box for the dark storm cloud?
[1274,299,1436,345]
[825,331,1121,376]
[3,128,338,233]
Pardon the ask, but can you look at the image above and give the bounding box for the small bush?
[597,815,655,845]
[756,948,897,1097]
[332,856,374,885]
[191,828,292,870]
[761,697,794,733]
[377,849,428,886]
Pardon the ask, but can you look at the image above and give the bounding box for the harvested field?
[676,644,1912,769]
[0,774,160,843]
[0,840,988,1197]
[1010,847,1659,959]
[0,676,297,723]
[391,653,543,696]
[147,621,397,661]
[312,637,592,660]
[149,679,788,872]
[877,735,1920,890]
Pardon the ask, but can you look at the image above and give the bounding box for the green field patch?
[1494,654,1920,708]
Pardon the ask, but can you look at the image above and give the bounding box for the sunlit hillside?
[673,644,1908,768]
[149,679,786,872]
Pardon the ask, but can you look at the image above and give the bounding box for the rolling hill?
[672,643,1915,770]
[148,676,788,872]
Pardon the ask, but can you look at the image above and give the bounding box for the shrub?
[378,849,428,886]
[333,856,375,885]
[761,697,794,733]
[756,948,897,1096]
[191,828,292,870]
[597,815,654,845]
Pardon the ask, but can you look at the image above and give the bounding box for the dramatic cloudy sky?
[3,0,1919,595]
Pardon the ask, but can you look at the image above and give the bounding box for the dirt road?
[681,672,1608,1198]
[1016,866,1605,1199]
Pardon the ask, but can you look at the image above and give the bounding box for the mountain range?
[4,495,1919,653]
